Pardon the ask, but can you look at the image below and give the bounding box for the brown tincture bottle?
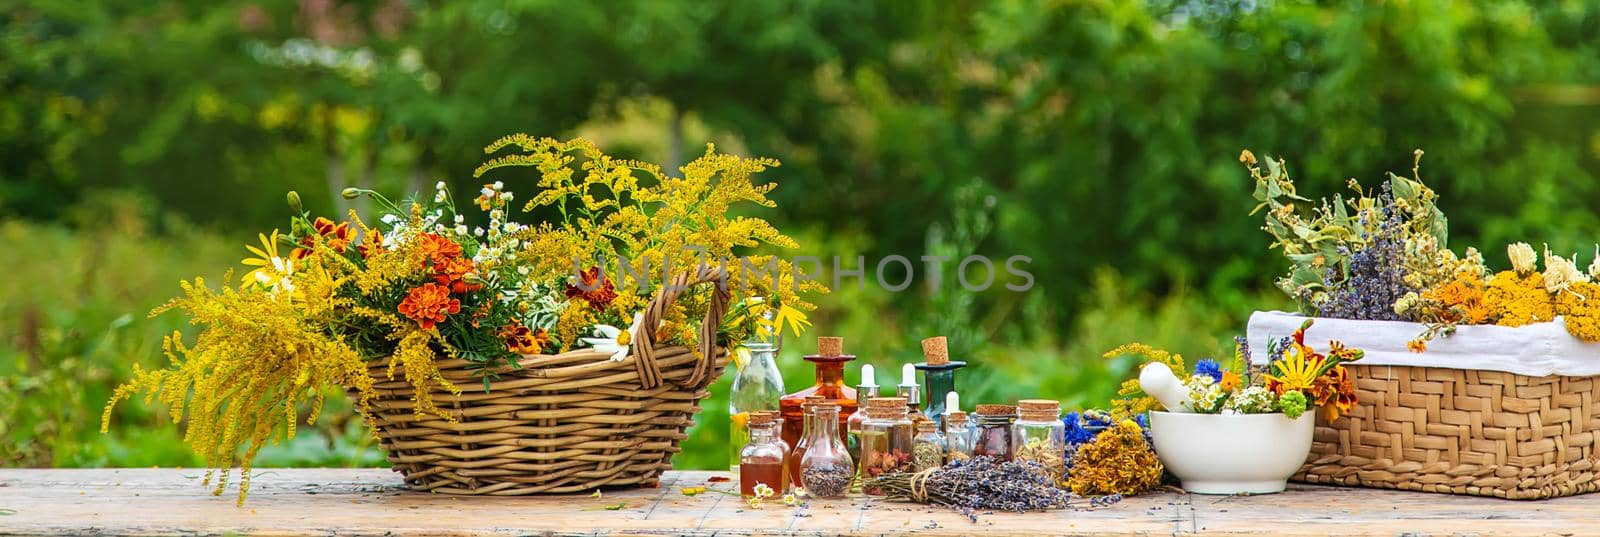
[779,337,859,454]
[740,412,787,497]
[787,395,826,486]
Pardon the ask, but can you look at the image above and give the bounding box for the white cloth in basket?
[1246,310,1600,377]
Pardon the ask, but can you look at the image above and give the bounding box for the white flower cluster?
[1222,386,1278,414]
[1181,374,1225,412]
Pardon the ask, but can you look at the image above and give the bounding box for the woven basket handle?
[631,264,730,389]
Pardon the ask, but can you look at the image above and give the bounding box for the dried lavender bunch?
[864,456,1075,521]
[1319,208,1410,321]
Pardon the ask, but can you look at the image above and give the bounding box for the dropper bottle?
[914,336,966,431]
[845,363,878,471]
[899,363,929,427]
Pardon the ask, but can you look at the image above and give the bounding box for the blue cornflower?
[1194,359,1224,383]
[1063,412,1096,446]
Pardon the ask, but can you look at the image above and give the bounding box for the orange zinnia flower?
[565,266,618,310]
[398,283,460,330]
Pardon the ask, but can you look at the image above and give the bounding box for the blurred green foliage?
[3,1,1598,471]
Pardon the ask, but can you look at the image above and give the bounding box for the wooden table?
[1,469,1596,536]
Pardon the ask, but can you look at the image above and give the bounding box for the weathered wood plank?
[0,469,1595,536]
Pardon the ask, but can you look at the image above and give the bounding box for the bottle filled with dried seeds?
[1013,399,1066,484]
[740,412,788,497]
[972,404,1018,461]
[787,395,826,486]
[798,403,854,498]
[943,410,974,463]
[911,421,945,472]
[858,397,914,496]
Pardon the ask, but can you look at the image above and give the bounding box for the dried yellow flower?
[1508,242,1538,275]
[1485,270,1555,327]
[1556,281,1600,342]
[1543,247,1590,295]
[1067,420,1162,497]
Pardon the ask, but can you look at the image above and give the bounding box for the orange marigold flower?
[416,233,463,265]
[398,283,460,330]
[432,256,483,294]
[1407,338,1427,353]
[503,321,549,354]
[565,266,618,310]
[1313,365,1359,421]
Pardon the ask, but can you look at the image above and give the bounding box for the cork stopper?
[750,412,776,425]
[814,402,841,416]
[946,410,969,425]
[805,395,826,405]
[1018,399,1061,421]
[866,397,909,419]
[975,404,1017,417]
[817,336,844,357]
[921,336,949,366]
[915,420,937,434]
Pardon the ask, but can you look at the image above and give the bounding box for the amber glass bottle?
[779,337,859,452]
[740,413,787,497]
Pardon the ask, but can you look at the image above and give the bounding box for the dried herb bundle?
[864,456,1077,520]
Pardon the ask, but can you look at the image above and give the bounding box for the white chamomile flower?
[435,180,446,191]
[582,312,646,362]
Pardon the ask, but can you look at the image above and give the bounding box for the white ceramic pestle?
[1139,362,1191,412]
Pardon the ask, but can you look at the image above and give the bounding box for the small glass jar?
[788,395,825,486]
[1013,399,1066,484]
[845,367,879,471]
[858,397,913,496]
[740,413,787,497]
[972,404,1017,461]
[943,410,974,463]
[911,420,945,472]
[799,403,854,498]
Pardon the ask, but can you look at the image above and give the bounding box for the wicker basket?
[361,267,731,495]
[1297,364,1600,499]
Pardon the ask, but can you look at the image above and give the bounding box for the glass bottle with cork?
[787,395,826,486]
[972,404,1018,461]
[798,402,854,498]
[779,337,858,454]
[1013,399,1066,484]
[913,336,966,432]
[729,341,785,472]
[739,412,787,497]
[911,420,945,472]
[857,396,914,496]
[943,410,974,463]
[897,363,929,427]
[845,363,879,469]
